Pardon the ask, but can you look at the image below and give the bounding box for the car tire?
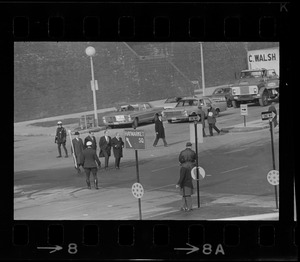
[215,108,220,117]
[167,120,173,123]
[259,91,269,106]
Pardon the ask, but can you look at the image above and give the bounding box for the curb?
[221,125,269,133]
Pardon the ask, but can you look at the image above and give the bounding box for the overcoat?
[84,135,97,150]
[99,136,112,157]
[82,147,101,168]
[207,107,217,124]
[72,138,84,165]
[179,148,196,164]
[177,166,194,196]
[154,119,165,138]
[111,137,124,158]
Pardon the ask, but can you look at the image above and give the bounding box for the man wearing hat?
[84,130,97,151]
[71,131,84,173]
[153,112,168,147]
[82,141,101,189]
[178,142,196,168]
[55,121,68,158]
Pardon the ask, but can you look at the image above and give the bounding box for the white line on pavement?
[212,212,279,220]
[151,165,179,173]
[220,165,248,174]
[146,184,176,192]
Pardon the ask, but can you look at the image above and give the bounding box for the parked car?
[163,96,182,109]
[162,96,227,123]
[102,102,164,128]
[206,87,233,107]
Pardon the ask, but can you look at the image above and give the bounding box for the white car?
[163,97,183,109]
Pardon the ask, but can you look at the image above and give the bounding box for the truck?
[231,47,279,108]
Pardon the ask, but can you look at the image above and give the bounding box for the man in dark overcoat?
[153,113,168,147]
[82,141,101,189]
[179,142,196,168]
[71,131,84,173]
[176,164,194,212]
[55,121,68,158]
[207,103,221,136]
[99,129,112,169]
[111,132,125,169]
[84,131,97,151]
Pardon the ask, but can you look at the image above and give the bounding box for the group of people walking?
[55,122,124,189]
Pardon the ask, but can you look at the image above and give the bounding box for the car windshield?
[213,89,224,94]
[241,71,263,78]
[117,104,138,112]
[176,100,198,107]
[165,97,180,103]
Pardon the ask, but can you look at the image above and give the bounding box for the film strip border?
[0,2,290,41]
[2,1,296,261]
[2,221,297,260]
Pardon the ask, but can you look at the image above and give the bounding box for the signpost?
[261,110,278,210]
[189,116,203,208]
[240,104,248,127]
[125,129,145,220]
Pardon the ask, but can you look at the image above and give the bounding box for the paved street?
[14,104,279,220]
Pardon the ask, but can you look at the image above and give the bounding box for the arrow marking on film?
[174,243,199,255]
[37,245,63,254]
[126,137,132,147]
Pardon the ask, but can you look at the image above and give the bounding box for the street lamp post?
[85,46,98,127]
[199,42,206,96]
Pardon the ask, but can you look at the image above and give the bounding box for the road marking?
[212,212,279,221]
[146,184,175,192]
[224,148,247,154]
[151,165,179,173]
[220,165,248,174]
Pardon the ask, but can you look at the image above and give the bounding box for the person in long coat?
[84,130,97,151]
[153,113,168,147]
[207,103,221,136]
[99,129,112,169]
[71,131,84,173]
[111,132,125,169]
[176,164,194,212]
[179,142,196,168]
[82,141,101,189]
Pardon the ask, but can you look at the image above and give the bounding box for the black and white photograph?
[14,42,281,220]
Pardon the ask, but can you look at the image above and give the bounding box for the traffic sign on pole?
[125,130,145,150]
[261,111,276,121]
[240,104,248,115]
[191,166,205,180]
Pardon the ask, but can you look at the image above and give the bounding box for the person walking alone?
[54,121,68,158]
[176,163,194,212]
[99,129,112,170]
[82,141,101,189]
[153,113,168,147]
[71,131,84,174]
[111,132,124,169]
[207,103,221,136]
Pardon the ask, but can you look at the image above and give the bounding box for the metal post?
[200,42,206,96]
[90,56,98,127]
[270,120,278,210]
[194,121,200,208]
[133,126,142,220]
[244,115,246,127]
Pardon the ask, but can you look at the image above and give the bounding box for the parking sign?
[125,129,145,150]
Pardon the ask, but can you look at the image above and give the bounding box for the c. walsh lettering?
[249,53,276,63]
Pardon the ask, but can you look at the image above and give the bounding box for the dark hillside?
[14,42,278,122]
